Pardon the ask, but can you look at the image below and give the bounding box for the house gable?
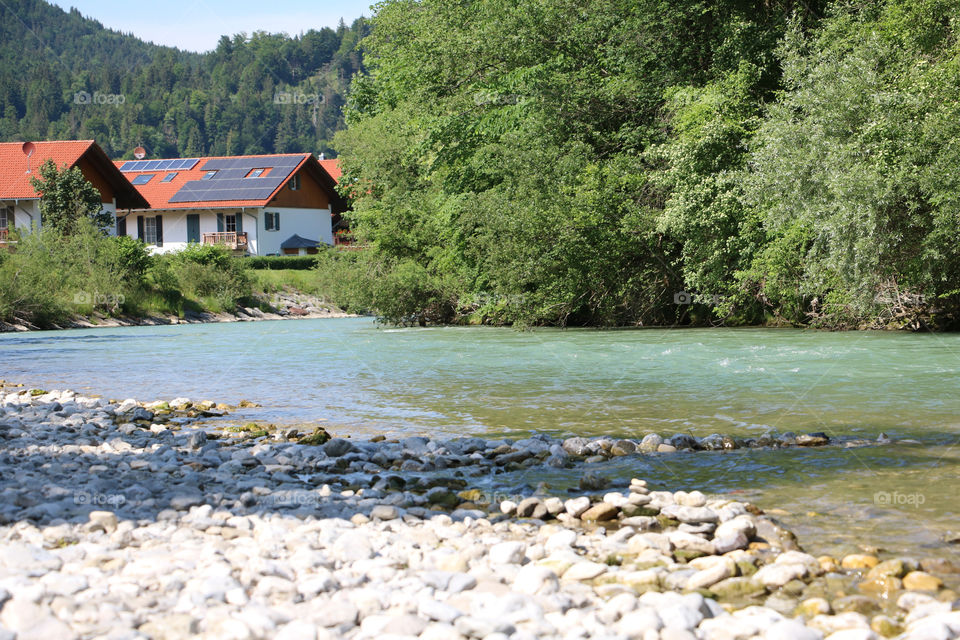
[0,140,146,209]
[267,165,330,209]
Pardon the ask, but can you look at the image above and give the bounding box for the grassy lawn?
[251,269,327,297]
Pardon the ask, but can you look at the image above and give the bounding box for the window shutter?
[235,212,243,233]
[136,216,144,240]
[275,212,279,230]
[217,213,224,232]
[155,216,163,247]
[117,217,126,237]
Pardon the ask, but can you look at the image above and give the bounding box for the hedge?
[242,255,317,270]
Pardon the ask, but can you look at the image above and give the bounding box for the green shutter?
[217,213,224,232]
[136,216,144,240]
[155,216,163,247]
[235,212,243,233]
[186,214,200,243]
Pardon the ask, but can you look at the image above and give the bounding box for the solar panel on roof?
[119,161,137,172]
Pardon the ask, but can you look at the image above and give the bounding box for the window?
[289,174,300,191]
[246,168,266,178]
[161,172,177,182]
[202,171,217,181]
[144,217,158,244]
[0,206,10,230]
[132,174,155,185]
[224,214,237,233]
[265,211,280,231]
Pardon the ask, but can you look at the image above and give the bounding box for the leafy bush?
[154,244,252,313]
[170,243,234,268]
[0,220,128,325]
[110,235,152,284]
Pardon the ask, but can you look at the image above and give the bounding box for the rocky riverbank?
[0,291,355,333]
[0,386,957,640]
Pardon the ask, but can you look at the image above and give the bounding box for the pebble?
[842,555,880,570]
[903,571,943,592]
[0,386,951,640]
[489,541,526,564]
[580,503,618,522]
[513,566,559,595]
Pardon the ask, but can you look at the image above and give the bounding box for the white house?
[0,140,147,242]
[114,152,346,255]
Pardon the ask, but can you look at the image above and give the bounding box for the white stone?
[823,631,877,640]
[564,497,591,517]
[274,620,318,640]
[514,565,559,595]
[764,619,824,640]
[685,561,734,590]
[754,563,808,588]
[562,561,607,581]
[544,530,577,552]
[618,607,663,635]
[489,541,526,565]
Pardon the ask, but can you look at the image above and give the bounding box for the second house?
[115,153,346,255]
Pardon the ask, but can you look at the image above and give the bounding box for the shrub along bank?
[0,223,261,328]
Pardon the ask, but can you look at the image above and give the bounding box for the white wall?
[114,206,331,256]
[256,206,333,255]
[1,200,41,231]
[1,199,116,234]
[119,210,257,255]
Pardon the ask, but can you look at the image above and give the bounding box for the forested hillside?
[0,0,367,158]
[329,0,960,330]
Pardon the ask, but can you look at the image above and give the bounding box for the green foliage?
[169,243,233,268]
[326,0,960,329]
[333,0,823,326]
[112,235,151,283]
[743,1,960,327]
[244,255,317,270]
[0,220,127,325]
[0,223,257,326]
[156,245,252,313]
[251,268,327,297]
[29,159,107,233]
[0,0,368,157]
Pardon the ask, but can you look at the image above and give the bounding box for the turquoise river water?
[1,317,958,559]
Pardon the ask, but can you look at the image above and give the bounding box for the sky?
[48,0,375,53]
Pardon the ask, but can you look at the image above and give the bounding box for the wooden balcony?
[202,231,248,250]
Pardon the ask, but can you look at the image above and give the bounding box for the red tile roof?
[0,140,148,209]
[318,158,342,183]
[113,153,315,210]
[0,140,97,199]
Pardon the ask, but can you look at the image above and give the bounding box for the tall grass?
[0,226,254,327]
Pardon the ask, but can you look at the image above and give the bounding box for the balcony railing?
[202,231,248,250]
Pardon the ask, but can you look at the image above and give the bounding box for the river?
[2,317,958,559]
